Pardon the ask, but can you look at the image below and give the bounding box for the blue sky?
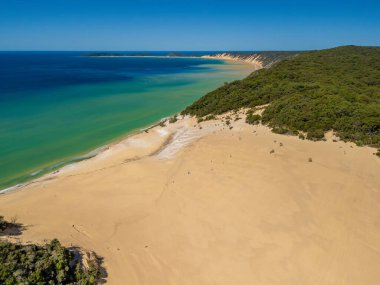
[0,0,379,51]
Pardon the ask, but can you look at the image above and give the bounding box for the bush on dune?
[245,111,261,125]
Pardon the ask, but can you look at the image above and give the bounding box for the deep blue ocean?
[0,51,223,98]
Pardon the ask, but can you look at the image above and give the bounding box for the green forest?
[183,46,380,151]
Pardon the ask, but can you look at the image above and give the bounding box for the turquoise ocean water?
[0,52,252,190]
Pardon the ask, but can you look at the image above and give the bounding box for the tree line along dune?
[183,46,380,154]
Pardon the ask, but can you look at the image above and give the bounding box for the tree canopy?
[0,238,103,285]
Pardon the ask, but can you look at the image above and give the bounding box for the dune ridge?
[202,53,264,70]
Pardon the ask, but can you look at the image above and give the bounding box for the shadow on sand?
[0,216,26,237]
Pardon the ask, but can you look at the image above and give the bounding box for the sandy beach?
[1,112,380,284]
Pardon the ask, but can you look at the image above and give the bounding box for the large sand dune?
[1,114,380,284]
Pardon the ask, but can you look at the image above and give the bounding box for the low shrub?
[169,115,178,124]
[272,127,288,135]
[307,129,325,140]
[205,114,216,121]
[246,113,261,125]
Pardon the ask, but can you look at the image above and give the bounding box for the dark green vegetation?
[183,46,380,150]
[169,115,178,123]
[245,110,261,125]
[0,239,103,285]
[0,216,104,285]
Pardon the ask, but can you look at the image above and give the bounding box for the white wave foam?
[31,169,43,176]
[0,184,23,194]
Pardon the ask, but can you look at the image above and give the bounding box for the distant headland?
[84,51,299,68]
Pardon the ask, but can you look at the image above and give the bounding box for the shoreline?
[2,106,378,196]
[0,57,255,194]
[86,55,205,58]
[0,114,206,197]
[0,116,172,194]
[86,54,262,67]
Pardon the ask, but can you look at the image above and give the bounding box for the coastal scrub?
[183,46,380,150]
